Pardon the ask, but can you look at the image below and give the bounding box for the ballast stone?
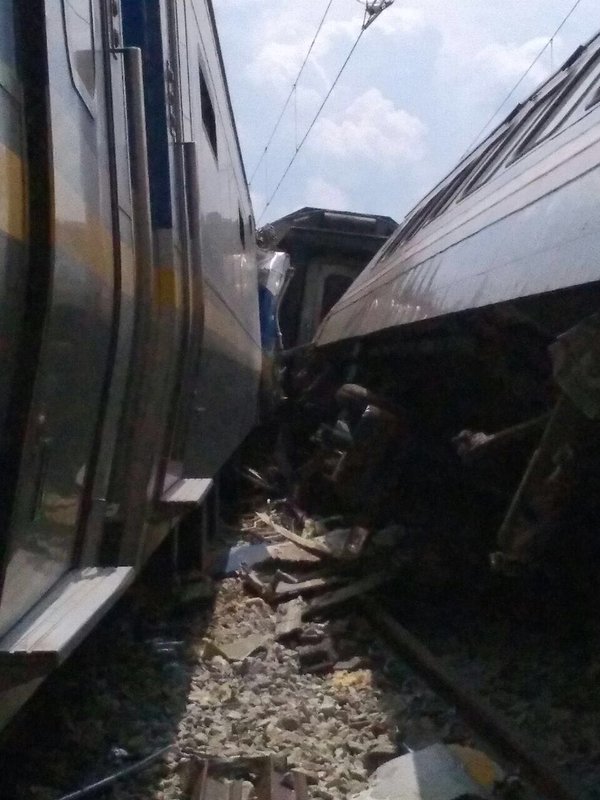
[350,744,499,800]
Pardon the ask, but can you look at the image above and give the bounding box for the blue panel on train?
[259,286,278,352]
[121,0,172,230]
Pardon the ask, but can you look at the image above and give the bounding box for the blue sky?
[214,0,596,226]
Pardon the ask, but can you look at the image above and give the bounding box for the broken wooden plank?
[256,512,330,557]
[272,569,300,586]
[314,526,370,559]
[298,636,338,674]
[266,542,320,565]
[274,575,347,600]
[275,598,306,640]
[242,569,272,599]
[303,572,391,617]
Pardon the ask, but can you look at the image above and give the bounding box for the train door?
[0,0,131,636]
[160,0,198,486]
[298,261,356,344]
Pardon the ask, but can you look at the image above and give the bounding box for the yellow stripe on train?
[0,141,26,243]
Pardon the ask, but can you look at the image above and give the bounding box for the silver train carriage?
[317,30,600,348]
[0,0,261,724]
[309,31,600,573]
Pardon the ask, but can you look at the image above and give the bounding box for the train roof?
[266,207,398,259]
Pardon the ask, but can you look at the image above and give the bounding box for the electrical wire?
[56,745,176,800]
[461,0,585,157]
[258,28,366,222]
[249,0,334,186]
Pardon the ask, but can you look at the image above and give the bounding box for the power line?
[461,0,585,157]
[249,0,334,186]
[258,2,394,222]
[258,28,365,222]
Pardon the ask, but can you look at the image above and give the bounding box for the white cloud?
[473,37,554,87]
[374,5,427,36]
[311,88,427,163]
[246,3,426,92]
[248,13,359,90]
[215,0,596,221]
[304,177,350,210]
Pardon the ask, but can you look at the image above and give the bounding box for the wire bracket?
[360,0,394,30]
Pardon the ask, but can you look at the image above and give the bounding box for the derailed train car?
[0,0,261,723]
[303,32,600,577]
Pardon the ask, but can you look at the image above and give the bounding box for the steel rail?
[364,599,580,800]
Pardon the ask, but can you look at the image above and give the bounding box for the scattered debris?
[256,512,331,558]
[453,414,549,463]
[266,543,321,566]
[272,569,300,586]
[215,541,320,578]
[239,466,278,494]
[297,636,338,674]
[204,633,270,662]
[349,744,500,799]
[304,572,392,617]
[242,569,272,599]
[330,669,373,692]
[275,598,306,641]
[55,745,176,800]
[185,755,308,800]
[298,622,328,644]
[215,543,272,577]
[313,526,371,560]
[333,655,367,671]
[274,574,347,601]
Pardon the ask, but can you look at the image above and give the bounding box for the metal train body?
[0,0,260,722]
[317,31,600,348]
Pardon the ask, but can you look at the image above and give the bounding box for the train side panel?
[177,0,261,478]
[317,36,600,346]
[114,0,261,565]
[0,0,262,726]
[0,0,134,636]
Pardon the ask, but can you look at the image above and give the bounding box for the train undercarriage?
[276,283,600,589]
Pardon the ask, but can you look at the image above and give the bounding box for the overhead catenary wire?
[258,2,394,223]
[249,0,335,187]
[257,27,366,223]
[461,0,585,157]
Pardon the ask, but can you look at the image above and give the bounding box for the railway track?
[365,600,579,800]
[0,507,597,800]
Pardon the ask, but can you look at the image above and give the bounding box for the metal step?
[160,477,213,506]
[0,567,135,671]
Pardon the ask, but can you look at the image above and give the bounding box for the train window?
[62,0,95,111]
[517,49,600,154]
[586,83,600,109]
[199,64,217,159]
[238,208,246,249]
[465,140,505,193]
[463,76,566,194]
[320,274,353,321]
